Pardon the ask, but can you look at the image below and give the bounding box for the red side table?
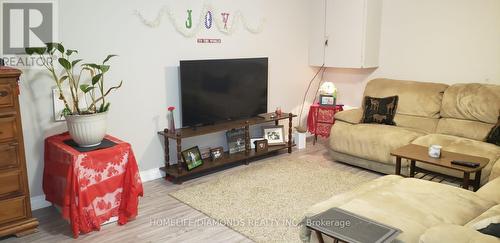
[307,103,344,144]
[43,133,143,238]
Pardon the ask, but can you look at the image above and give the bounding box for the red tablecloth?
[43,133,143,238]
[307,103,344,138]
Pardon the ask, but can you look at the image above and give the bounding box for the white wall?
[20,0,314,197]
[327,0,500,107]
[18,0,500,200]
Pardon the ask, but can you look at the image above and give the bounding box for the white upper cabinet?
[308,0,383,68]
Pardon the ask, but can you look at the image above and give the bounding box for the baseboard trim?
[140,167,166,183]
[30,167,166,211]
[30,195,52,211]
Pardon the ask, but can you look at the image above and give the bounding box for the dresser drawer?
[0,170,22,197]
[0,142,19,169]
[0,196,27,225]
[0,83,14,109]
[0,116,17,142]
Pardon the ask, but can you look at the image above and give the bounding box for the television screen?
[180,57,268,127]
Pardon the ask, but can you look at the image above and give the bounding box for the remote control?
[451,160,480,168]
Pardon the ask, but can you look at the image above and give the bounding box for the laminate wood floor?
[0,139,379,243]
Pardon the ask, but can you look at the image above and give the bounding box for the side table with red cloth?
[307,103,344,144]
[43,133,143,238]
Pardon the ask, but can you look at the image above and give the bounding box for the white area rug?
[170,154,379,242]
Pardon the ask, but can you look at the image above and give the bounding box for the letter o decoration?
[205,11,213,29]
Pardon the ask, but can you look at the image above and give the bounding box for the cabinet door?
[324,0,365,68]
[308,0,327,67]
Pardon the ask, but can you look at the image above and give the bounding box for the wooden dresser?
[0,67,38,237]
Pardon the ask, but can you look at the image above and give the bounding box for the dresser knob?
[0,91,8,97]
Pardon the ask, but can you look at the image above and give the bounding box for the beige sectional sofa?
[300,175,500,242]
[330,78,500,184]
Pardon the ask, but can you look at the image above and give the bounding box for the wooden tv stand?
[158,113,296,184]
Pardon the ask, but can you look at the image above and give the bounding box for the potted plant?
[26,43,122,147]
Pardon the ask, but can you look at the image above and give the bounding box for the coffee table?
[305,208,401,243]
[391,144,489,191]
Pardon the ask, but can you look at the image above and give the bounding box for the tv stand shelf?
[158,113,296,183]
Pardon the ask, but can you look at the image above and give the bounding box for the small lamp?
[318,81,337,106]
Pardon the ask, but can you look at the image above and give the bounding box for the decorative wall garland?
[134,4,265,38]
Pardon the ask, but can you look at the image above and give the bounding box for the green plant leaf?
[62,107,72,116]
[66,49,78,56]
[45,43,56,54]
[103,55,117,64]
[58,58,71,69]
[59,75,69,83]
[103,102,110,112]
[91,74,102,85]
[82,63,100,69]
[25,47,46,55]
[79,84,94,93]
[98,102,111,112]
[98,103,105,112]
[71,59,83,66]
[55,43,65,53]
[98,65,110,73]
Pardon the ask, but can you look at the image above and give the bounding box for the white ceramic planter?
[65,112,107,147]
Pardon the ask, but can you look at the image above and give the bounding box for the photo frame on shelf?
[250,138,264,149]
[254,139,268,153]
[209,147,224,161]
[262,125,285,145]
[199,146,211,159]
[182,146,203,171]
[319,94,336,106]
[226,128,246,154]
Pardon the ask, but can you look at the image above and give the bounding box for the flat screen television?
[180,57,268,127]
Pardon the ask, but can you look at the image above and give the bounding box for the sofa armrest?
[419,224,500,243]
[334,108,363,124]
[299,175,404,243]
[487,158,500,182]
[477,175,500,204]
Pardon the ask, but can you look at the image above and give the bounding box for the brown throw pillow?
[486,115,500,146]
[361,96,399,125]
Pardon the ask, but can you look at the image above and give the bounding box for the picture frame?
[254,139,268,153]
[262,125,285,145]
[209,147,224,161]
[199,146,211,160]
[226,128,246,154]
[319,94,336,106]
[250,138,264,149]
[181,146,204,171]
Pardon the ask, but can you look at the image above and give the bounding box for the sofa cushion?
[309,177,494,242]
[334,108,362,124]
[436,118,495,141]
[486,116,500,146]
[394,114,439,134]
[440,83,500,124]
[477,177,500,204]
[335,110,439,133]
[489,158,500,182]
[303,175,404,218]
[300,176,404,242]
[364,79,449,118]
[419,224,500,243]
[466,205,500,230]
[412,134,500,184]
[330,121,426,165]
[361,96,398,125]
